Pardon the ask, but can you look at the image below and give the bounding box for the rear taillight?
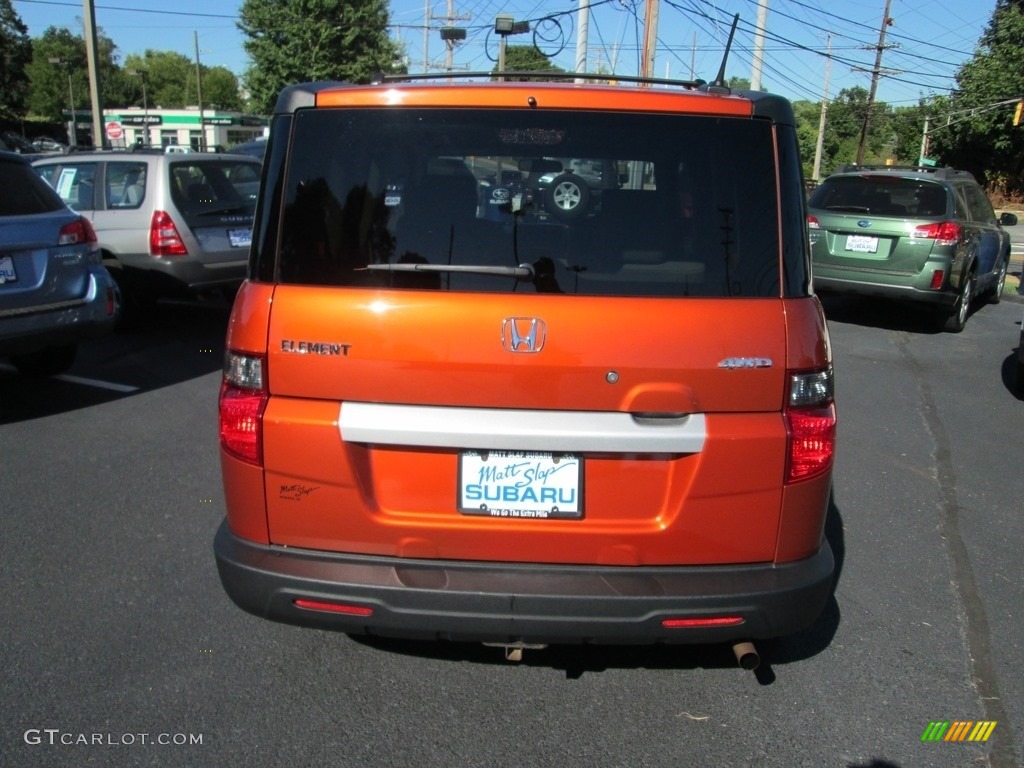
[912,221,960,247]
[785,367,836,483]
[149,210,188,256]
[806,215,820,230]
[58,216,97,245]
[219,352,268,465]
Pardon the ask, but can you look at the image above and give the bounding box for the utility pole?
[82,0,104,149]
[640,0,659,81]
[194,32,206,151]
[812,34,832,181]
[434,1,469,73]
[750,0,768,91]
[575,0,590,82]
[855,0,894,165]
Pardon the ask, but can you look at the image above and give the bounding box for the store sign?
[120,115,163,126]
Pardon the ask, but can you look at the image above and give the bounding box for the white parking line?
[52,374,139,393]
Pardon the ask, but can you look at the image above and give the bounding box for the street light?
[48,57,76,148]
[494,15,530,81]
[128,70,149,146]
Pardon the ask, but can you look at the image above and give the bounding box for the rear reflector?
[662,616,745,628]
[930,269,945,289]
[293,599,374,617]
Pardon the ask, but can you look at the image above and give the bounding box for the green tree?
[123,52,241,111]
[1,0,31,120]
[238,0,403,114]
[27,26,128,120]
[203,67,243,111]
[929,0,1024,194]
[123,51,192,109]
[494,44,563,80]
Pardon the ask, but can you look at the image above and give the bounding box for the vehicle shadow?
[351,492,846,683]
[0,297,230,424]
[1003,351,1024,401]
[818,293,954,334]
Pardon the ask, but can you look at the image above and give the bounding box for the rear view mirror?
[999,211,1018,226]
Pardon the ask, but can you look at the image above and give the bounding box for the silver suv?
[33,150,261,318]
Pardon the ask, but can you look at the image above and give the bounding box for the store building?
[100,108,268,150]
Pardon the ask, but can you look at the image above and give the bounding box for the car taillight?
[785,367,836,483]
[912,221,960,247]
[806,215,820,229]
[219,352,268,465]
[149,210,188,256]
[58,216,97,245]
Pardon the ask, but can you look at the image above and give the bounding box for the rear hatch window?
[170,159,260,252]
[808,176,948,217]
[274,108,786,298]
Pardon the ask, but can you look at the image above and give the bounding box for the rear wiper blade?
[825,205,870,213]
[362,263,535,279]
[196,204,251,216]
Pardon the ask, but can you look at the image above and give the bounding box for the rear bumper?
[214,520,834,644]
[0,268,118,356]
[813,273,957,306]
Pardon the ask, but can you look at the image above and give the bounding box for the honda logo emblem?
[502,317,546,353]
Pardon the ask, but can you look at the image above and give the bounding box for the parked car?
[213,76,837,666]
[32,136,66,153]
[227,138,267,161]
[33,149,262,319]
[807,165,1017,332]
[0,150,118,375]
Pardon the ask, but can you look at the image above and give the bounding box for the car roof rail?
[372,70,708,91]
[834,163,975,181]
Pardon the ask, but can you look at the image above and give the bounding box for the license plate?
[845,235,879,253]
[458,451,583,519]
[0,255,17,284]
[228,228,252,248]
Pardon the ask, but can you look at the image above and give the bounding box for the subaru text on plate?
[213,71,838,667]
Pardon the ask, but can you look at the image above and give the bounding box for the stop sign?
[105,121,123,141]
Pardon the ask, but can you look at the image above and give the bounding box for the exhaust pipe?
[732,641,760,670]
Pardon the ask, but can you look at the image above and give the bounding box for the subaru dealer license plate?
[0,255,17,284]
[458,450,583,519]
[845,235,878,253]
[228,228,252,248]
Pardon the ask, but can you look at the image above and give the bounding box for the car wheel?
[943,271,975,333]
[986,256,1008,304]
[543,173,590,221]
[11,344,77,376]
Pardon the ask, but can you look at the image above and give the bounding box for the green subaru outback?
[807,165,1017,332]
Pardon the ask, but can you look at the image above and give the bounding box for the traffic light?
[1015,100,1024,127]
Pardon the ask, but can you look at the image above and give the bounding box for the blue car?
[0,151,119,375]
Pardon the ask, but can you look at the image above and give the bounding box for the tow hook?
[483,642,549,662]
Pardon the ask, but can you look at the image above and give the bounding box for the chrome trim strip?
[339,402,706,453]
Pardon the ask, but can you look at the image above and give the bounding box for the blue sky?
[13,0,1000,106]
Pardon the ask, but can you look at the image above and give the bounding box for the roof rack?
[373,70,708,91]
[836,163,975,181]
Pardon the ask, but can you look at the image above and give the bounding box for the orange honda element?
[215,75,837,663]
